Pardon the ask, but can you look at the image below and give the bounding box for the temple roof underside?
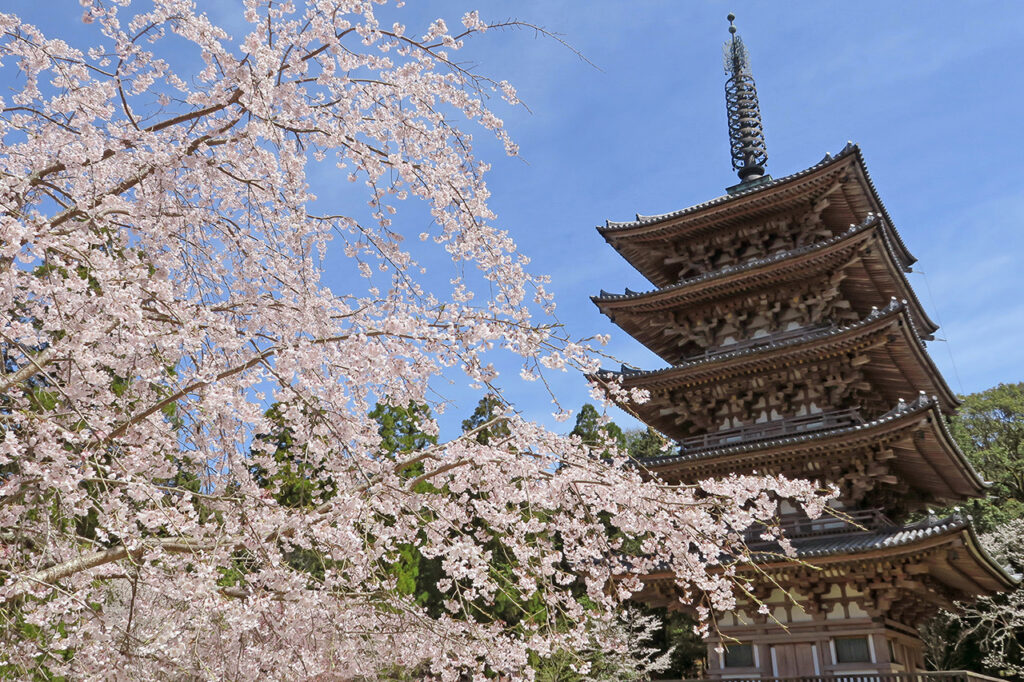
[600,299,958,418]
[635,394,986,503]
[597,143,916,288]
[637,515,1017,625]
[593,216,938,365]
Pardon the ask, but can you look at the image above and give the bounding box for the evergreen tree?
[461,393,512,445]
[251,404,334,509]
[570,403,626,455]
[369,401,444,608]
[643,608,707,678]
[371,400,438,456]
[948,382,1024,531]
[625,426,670,460]
[922,382,1024,677]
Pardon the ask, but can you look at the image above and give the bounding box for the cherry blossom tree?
[923,519,1024,679]
[0,1,831,678]
[959,519,1024,678]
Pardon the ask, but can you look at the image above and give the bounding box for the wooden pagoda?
[592,17,1017,679]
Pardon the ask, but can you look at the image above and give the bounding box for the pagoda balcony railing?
[664,673,1007,682]
[663,667,1007,679]
[744,507,895,543]
[689,324,830,361]
[678,408,865,452]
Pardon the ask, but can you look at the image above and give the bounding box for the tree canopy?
[923,382,1024,679]
[949,383,1024,531]
[570,403,626,456]
[0,2,829,678]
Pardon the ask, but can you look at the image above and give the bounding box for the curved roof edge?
[630,393,986,495]
[592,211,939,337]
[595,299,957,414]
[783,514,1020,591]
[592,214,878,304]
[601,298,906,380]
[597,143,916,268]
[637,514,1019,595]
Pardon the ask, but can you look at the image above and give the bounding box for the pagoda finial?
[723,13,768,183]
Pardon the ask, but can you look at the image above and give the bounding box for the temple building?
[592,15,1017,679]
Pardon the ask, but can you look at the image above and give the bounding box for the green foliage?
[370,400,438,457]
[530,607,676,681]
[565,407,706,676]
[457,396,553,628]
[246,405,340,586]
[371,401,444,609]
[366,398,554,634]
[28,387,58,412]
[625,426,669,460]
[251,404,335,509]
[460,394,511,445]
[570,404,626,457]
[921,611,986,673]
[651,610,706,678]
[923,383,1024,678]
[949,382,1024,531]
[0,611,73,681]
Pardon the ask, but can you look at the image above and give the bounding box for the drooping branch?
[0,344,57,395]
[3,537,218,605]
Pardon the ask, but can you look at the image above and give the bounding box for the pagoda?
[592,16,1016,679]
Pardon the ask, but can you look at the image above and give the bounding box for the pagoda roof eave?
[639,515,1018,595]
[593,215,939,339]
[632,395,987,499]
[594,300,958,414]
[891,304,961,413]
[763,516,1019,594]
[597,143,916,273]
[593,217,877,309]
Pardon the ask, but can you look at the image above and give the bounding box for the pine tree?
[570,404,626,455]
[461,394,512,445]
[625,426,670,460]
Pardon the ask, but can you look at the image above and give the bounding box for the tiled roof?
[638,514,1020,590]
[599,145,859,232]
[592,209,937,338]
[631,392,987,495]
[638,393,929,464]
[779,514,968,558]
[596,296,956,415]
[601,298,908,383]
[596,143,915,268]
[755,515,1020,587]
[593,215,878,304]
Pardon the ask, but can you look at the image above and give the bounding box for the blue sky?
[421,0,1024,432]
[7,1,1024,436]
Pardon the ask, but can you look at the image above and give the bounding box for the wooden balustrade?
[744,508,895,542]
[678,408,865,452]
[694,325,829,361]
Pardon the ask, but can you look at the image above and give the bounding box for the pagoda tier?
[594,215,938,364]
[599,300,958,441]
[637,514,1014,622]
[597,143,915,288]
[591,144,1016,676]
[637,394,986,514]
[593,16,1014,676]
[634,514,1017,678]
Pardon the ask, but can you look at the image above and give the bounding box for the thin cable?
[912,268,966,395]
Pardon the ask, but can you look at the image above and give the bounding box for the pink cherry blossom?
[0,2,832,678]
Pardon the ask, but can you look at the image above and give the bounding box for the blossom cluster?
[0,1,830,678]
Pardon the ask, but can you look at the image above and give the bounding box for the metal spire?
[723,13,768,184]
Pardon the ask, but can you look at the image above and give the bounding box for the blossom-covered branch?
[0,2,831,678]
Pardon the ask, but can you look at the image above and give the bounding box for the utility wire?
[911,268,966,395]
